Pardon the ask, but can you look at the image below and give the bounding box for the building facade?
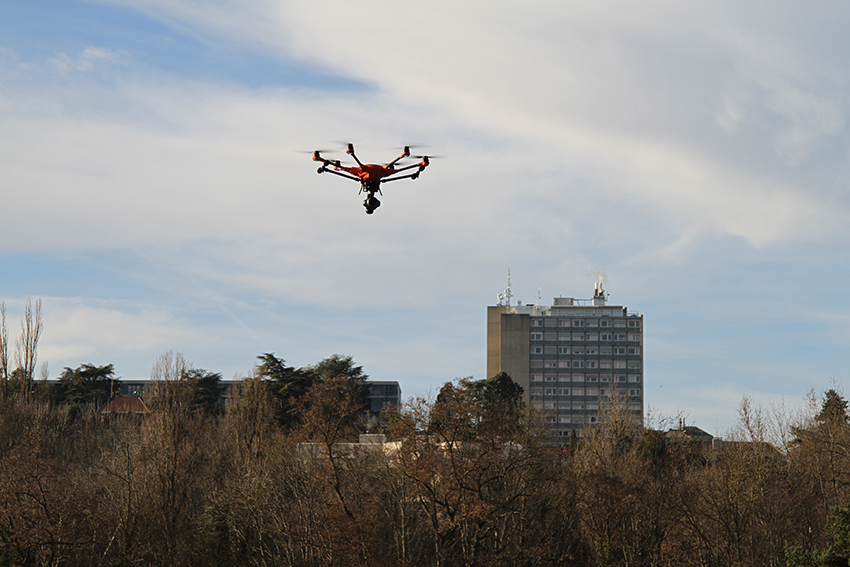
[487,284,643,437]
[114,379,401,419]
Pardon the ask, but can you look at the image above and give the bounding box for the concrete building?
[487,283,643,437]
[114,379,401,420]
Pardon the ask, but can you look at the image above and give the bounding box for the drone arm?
[319,165,361,183]
[380,169,424,183]
[345,143,364,167]
[386,146,412,167]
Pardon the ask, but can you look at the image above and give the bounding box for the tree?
[788,505,850,566]
[184,368,225,416]
[310,353,367,382]
[472,371,524,436]
[0,302,8,402]
[793,389,850,508]
[255,353,316,428]
[257,353,371,429]
[15,297,43,402]
[817,389,849,426]
[52,363,116,415]
[311,354,370,420]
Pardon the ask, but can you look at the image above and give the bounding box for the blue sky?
[3,1,850,434]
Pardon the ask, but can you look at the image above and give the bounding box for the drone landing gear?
[364,195,381,214]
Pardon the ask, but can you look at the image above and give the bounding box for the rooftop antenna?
[498,269,513,306]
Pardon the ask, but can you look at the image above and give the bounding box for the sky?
[2,1,850,435]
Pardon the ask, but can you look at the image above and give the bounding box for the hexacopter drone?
[313,144,431,214]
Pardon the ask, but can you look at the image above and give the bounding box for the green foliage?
[473,370,524,408]
[52,363,115,414]
[309,354,369,415]
[309,353,367,382]
[787,505,850,567]
[256,353,316,428]
[184,368,225,416]
[202,503,232,567]
[818,389,849,425]
[257,353,369,429]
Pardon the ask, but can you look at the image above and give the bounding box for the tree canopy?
[52,363,116,414]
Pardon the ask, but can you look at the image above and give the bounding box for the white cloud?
[49,47,131,73]
[40,298,200,361]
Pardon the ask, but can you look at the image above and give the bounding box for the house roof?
[102,396,150,414]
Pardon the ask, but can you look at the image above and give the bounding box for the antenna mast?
[497,269,513,307]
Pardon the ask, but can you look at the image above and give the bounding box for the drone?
[313,144,431,214]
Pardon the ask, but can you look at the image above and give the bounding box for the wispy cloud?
[49,47,131,73]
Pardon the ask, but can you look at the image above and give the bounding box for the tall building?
[487,283,643,437]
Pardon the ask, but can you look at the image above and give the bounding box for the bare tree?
[0,301,8,401]
[14,297,43,402]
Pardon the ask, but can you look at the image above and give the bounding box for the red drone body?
[313,144,431,214]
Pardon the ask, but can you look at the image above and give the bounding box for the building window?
[614,320,627,327]
[628,347,641,355]
[573,320,585,327]
[628,374,641,383]
[600,333,612,341]
[617,375,627,383]
[531,332,543,341]
[586,361,597,368]
[600,361,612,369]
[558,347,570,355]
[544,401,556,410]
[587,388,599,396]
[614,347,626,355]
[628,320,641,328]
[600,375,611,383]
[572,374,585,382]
[614,361,627,369]
[531,319,543,327]
[544,388,557,396]
[615,333,627,341]
[628,333,640,341]
[586,375,598,383]
[544,361,557,369]
[531,346,543,354]
[586,346,598,355]
[545,375,557,382]
[572,388,585,397]
[531,374,543,382]
[628,389,641,397]
[558,333,571,341]
[586,333,599,341]
[572,346,585,355]
[600,320,611,327]
[559,388,570,396]
[558,374,570,383]
[544,332,557,341]
[572,333,585,341]
[572,361,584,368]
[586,319,598,327]
[558,319,571,327]
[558,361,570,368]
